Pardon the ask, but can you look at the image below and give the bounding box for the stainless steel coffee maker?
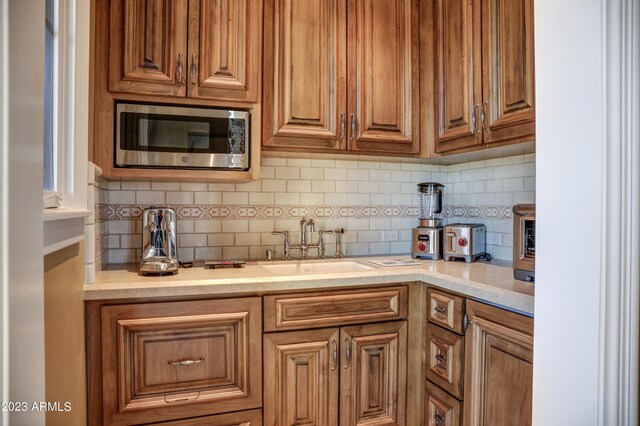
[412,183,445,260]
[140,207,179,275]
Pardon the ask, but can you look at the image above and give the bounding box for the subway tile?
[476,167,495,180]
[401,163,421,171]
[475,193,496,205]
[109,249,137,264]
[180,182,209,191]
[335,160,359,169]
[195,192,223,204]
[334,180,353,193]
[391,194,412,205]
[503,178,524,192]
[400,183,416,194]
[370,170,391,181]
[136,191,165,205]
[195,247,223,261]
[325,193,349,205]
[109,191,136,205]
[312,181,335,193]
[370,194,392,205]
[357,230,380,243]
[122,181,151,190]
[503,155,524,165]
[262,157,287,166]
[448,171,461,183]
[300,193,324,205]
[468,181,485,193]
[179,233,208,247]
[524,153,536,163]
[260,166,275,179]
[250,220,275,233]
[346,218,370,231]
[453,182,469,194]
[485,180,504,192]
[250,246,276,260]
[222,220,248,233]
[107,181,121,190]
[390,171,411,182]
[301,168,324,180]
[369,218,391,230]
[151,182,180,191]
[460,169,478,181]
[288,180,311,193]
[485,158,505,167]
[208,233,235,247]
[208,183,235,192]
[358,181,380,193]
[494,192,514,205]
[311,159,335,168]
[109,220,136,234]
[411,171,431,182]
[323,168,347,180]
[236,180,262,192]
[524,177,536,191]
[514,162,535,177]
[250,192,275,205]
[167,191,194,204]
[120,234,142,249]
[223,192,249,204]
[275,167,300,180]
[178,219,195,233]
[358,161,380,169]
[347,193,370,205]
[287,158,312,167]
[235,233,261,246]
[177,248,195,263]
[262,179,287,192]
[275,193,300,204]
[194,220,221,233]
[494,165,515,179]
[380,182,402,193]
[223,246,249,259]
[347,169,369,181]
[344,243,369,256]
[514,191,536,204]
[390,241,411,253]
[369,242,391,255]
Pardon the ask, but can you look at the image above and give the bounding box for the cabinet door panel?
[434,0,482,153]
[463,301,533,426]
[349,0,419,155]
[188,0,261,101]
[101,297,261,425]
[425,381,461,426]
[109,0,188,96]
[263,0,347,151]
[340,321,407,426]
[264,328,340,426]
[481,0,535,144]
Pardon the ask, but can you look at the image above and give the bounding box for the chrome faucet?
[272,218,340,260]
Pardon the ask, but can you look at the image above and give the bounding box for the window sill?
[43,209,91,256]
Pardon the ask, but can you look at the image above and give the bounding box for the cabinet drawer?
[426,323,464,399]
[101,297,262,425]
[146,409,262,425]
[427,288,465,334]
[263,286,408,332]
[425,381,461,426]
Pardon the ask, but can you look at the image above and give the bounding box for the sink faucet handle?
[308,219,315,232]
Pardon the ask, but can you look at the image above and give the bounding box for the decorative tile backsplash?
[94,154,535,268]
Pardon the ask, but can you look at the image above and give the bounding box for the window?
[44,0,56,191]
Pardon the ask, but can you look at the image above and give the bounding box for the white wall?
[0,0,46,424]
[533,0,603,424]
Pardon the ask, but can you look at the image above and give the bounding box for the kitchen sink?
[261,261,374,275]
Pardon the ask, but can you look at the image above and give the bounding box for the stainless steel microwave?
[115,103,249,170]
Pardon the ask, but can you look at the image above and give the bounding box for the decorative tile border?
[105,204,515,221]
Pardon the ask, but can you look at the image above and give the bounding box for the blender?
[412,182,445,260]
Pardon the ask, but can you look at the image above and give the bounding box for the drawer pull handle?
[168,357,204,366]
[331,340,338,371]
[344,337,351,369]
[435,413,445,426]
[435,353,447,366]
[434,305,446,314]
[164,391,201,404]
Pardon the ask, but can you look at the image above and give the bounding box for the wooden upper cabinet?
[262,0,347,151]
[263,328,340,426]
[109,0,261,102]
[340,321,407,426]
[348,0,420,155]
[434,0,482,153]
[109,0,188,96]
[463,301,533,426]
[481,0,535,144]
[433,0,535,154]
[187,0,261,102]
[263,0,419,156]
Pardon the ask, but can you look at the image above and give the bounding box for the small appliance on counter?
[412,182,445,260]
[443,223,486,263]
[513,204,535,282]
[140,207,179,275]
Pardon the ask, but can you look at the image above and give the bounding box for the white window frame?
[42,0,90,255]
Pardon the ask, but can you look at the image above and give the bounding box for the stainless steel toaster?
[443,223,486,263]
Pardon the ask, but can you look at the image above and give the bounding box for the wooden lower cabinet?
[90,297,262,425]
[264,321,407,426]
[463,301,534,426]
[425,381,461,426]
[148,409,262,425]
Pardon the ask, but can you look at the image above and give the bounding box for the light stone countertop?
[86,256,535,315]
